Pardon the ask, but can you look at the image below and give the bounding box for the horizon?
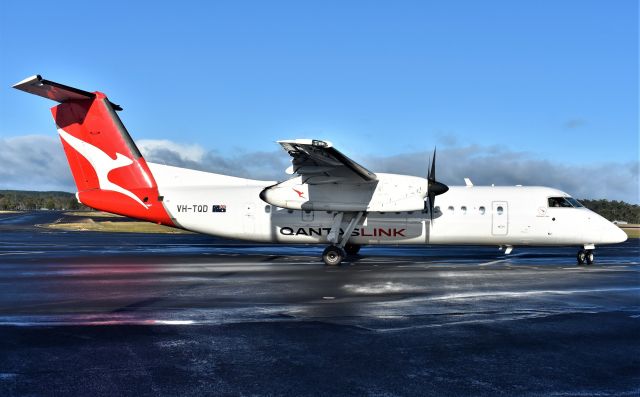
[0,188,637,205]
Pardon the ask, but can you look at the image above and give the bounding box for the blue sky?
[0,1,638,202]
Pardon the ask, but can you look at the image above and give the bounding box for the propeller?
[425,148,449,222]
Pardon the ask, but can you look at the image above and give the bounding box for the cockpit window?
[548,197,576,208]
[565,197,584,208]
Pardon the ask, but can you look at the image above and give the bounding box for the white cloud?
[0,135,637,203]
[137,139,288,181]
[362,145,639,202]
[0,135,75,192]
[137,139,206,163]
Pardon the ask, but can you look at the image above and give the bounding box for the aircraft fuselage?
[150,163,625,247]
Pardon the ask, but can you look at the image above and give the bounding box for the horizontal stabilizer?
[13,75,122,110]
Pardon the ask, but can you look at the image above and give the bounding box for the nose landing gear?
[577,249,595,265]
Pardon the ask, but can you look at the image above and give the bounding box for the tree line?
[0,190,88,211]
[579,199,639,224]
[1,190,638,223]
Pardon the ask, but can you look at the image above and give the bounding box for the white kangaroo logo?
[58,128,149,209]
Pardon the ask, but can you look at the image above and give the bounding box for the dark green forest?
[0,190,87,211]
[579,199,639,224]
[0,190,638,223]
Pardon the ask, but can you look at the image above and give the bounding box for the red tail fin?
[14,75,174,226]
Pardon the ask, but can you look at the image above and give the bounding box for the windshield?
[548,196,583,208]
[565,197,584,208]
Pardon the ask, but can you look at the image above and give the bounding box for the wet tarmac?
[0,211,639,396]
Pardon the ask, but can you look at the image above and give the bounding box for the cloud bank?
[0,135,76,192]
[364,145,639,203]
[1,135,637,203]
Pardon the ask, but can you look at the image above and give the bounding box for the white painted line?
[154,320,195,325]
[477,259,508,266]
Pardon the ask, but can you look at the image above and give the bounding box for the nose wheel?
[577,249,594,265]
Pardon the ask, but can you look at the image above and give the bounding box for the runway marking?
[154,320,195,325]
[343,282,423,294]
[477,259,509,267]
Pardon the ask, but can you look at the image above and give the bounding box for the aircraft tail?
[13,75,174,226]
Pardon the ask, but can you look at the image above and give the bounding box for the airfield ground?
[0,211,638,396]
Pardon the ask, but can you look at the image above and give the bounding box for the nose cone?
[429,180,449,196]
[602,222,628,244]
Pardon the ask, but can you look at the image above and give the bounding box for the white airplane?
[13,75,627,266]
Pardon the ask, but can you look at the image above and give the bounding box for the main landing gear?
[344,243,361,256]
[322,245,347,266]
[577,244,596,265]
[321,212,364,266]
[322,243,362,266]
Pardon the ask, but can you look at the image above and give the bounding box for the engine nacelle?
[260,173,430,212]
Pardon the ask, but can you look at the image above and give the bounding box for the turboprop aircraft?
[13,75,627,266]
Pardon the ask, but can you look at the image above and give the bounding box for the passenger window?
[461,206,467,214]
[496,206,504,215]
[264,205,271,213]
[448,206,454,213]
[479,206,485,215]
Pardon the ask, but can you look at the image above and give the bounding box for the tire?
[323,245,345,266]
[344,243,361,256]
[586,250,594,265]
[577,250,586,265]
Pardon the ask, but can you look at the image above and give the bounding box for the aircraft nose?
[602,222,628,244]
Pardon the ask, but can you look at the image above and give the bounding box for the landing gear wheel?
[323,245,346,266]
[344,243,361,256]
[585,250,594,265]
[577,250,587,266]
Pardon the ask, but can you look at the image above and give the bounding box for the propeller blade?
[430,148,436,181]
[428,191,435,222]
[425,147,449,225]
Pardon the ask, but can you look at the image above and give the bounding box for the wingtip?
[277,139,333,148]
[12,74,42,88]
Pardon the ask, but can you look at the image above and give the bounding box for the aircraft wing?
[278,139,377,184]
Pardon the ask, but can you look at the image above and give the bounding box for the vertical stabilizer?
[14,75,174,226]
